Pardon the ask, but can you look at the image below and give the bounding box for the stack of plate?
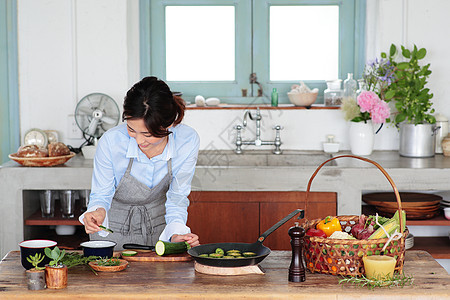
[362,192,442,220]
[441,199,450,208]
[405,233,414,250]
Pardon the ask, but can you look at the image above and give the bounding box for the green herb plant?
[382,44,435,125]
[339,273,414,289]
[44,246,66,267]
[26,253,45,271]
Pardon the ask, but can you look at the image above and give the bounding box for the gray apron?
[91,158,172,250]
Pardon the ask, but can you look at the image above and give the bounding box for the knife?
[122,243,155,251]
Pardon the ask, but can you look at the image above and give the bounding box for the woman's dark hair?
[122,76,185,137]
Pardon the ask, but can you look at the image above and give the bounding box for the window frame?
[0,0,20,163]
[140,0,366,104]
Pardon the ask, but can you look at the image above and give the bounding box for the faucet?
[235,107,283,154]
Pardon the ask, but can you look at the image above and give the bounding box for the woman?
[79,76,200,249]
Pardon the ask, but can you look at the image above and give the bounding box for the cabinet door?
[187,201,259,244]
[260,192,336,250]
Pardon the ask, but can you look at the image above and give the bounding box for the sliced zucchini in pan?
[242,252,257,257]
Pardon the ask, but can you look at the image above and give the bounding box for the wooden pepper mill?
[288,222,306,282]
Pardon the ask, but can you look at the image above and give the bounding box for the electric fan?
[74,93,120,145]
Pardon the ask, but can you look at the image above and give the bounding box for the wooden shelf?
[362,205,450,226]
[410,237,450,259]
[25,201,84,226]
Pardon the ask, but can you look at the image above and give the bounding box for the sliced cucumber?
[155,240,191,256]
[121,250,138,257]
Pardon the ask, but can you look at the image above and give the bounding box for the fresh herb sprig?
[95,258,121,266]
[61,252,101,268]
[339,274,414,289]
[99,225,114,233]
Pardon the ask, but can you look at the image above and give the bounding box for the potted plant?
[44,246,67,289]
[341,91,390,155]
[382,44,437,157]
[25,253,46,290]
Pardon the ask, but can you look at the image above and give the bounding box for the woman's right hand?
[82,207,106,234]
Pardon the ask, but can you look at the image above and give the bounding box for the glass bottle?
[343,73,357,102]
[271,88,278,107]
[324,79,343,106]
[356,79,367,97]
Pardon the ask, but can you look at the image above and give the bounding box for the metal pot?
[399,123,438,157]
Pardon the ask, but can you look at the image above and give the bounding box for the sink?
[196,150,336,167]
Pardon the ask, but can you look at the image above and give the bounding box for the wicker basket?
[302,155,407,277]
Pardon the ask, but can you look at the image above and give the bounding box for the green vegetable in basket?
[368,211,406,240]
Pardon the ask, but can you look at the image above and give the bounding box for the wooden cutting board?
[119,250,192,262]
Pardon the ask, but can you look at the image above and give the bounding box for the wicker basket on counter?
[302,155,408,277]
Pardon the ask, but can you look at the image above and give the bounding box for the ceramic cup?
[363,255,396,280]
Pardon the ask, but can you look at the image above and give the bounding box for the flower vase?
[349,121,374,156]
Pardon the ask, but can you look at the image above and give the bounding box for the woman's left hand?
[171,233,200,247]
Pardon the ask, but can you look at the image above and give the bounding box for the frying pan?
[188,209,304,267]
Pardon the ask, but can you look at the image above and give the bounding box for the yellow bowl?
[287,92,318,107]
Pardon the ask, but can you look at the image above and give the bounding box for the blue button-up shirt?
[84,123,200,241]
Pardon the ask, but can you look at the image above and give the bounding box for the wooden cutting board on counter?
[117,250,192,262]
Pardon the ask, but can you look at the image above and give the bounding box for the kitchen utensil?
[39,190,55,217]
[188,209,304,268]
[123,243,154,251]
[19,239,57,269]
[79,189,90,211]
[80,241,116,258]
[8,152,75,167]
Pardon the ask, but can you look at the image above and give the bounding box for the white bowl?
[55,225,76,235]
[287,92,318,107]
[444,207,450,220]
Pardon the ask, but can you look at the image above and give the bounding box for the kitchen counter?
[1,151,450,258]
[0,250,448,299]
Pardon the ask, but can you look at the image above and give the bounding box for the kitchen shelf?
[410,237,450,259]
[25,201,84,226]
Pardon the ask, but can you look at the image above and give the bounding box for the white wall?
[16,0,450,151]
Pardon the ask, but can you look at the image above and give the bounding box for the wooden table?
[1,250,449,299]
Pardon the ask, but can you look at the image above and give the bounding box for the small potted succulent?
[382,44,437,157]
[25,253,46,290]
[44,246,67,289]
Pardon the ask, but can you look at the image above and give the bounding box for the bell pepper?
[306,228,327,238]
[316,216,342,237]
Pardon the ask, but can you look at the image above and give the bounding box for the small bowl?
[80,240,117,258]
[55,225,76,236]
[287,92,318,107]
[444,207,450,220]
[19,239,57,269]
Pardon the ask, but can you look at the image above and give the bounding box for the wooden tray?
[120,251,192,262]
[88,259,128,272]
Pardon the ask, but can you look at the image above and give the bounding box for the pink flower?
[356,91,390,124]
[357,91,379,112]
[371,101,390,123]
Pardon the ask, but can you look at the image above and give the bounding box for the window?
[140,0,366,104]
